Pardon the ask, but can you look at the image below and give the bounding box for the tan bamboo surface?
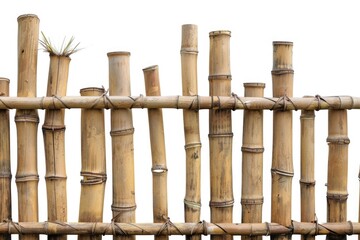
[0,221,359,236]
[43,55,71,240]
[181,24,202,240]
[0,78,10,240]
[108,52,136,240]
[143,65,168,240]
[78,87,107,240]
[241,83,265,240]
[0,95,359,110]
[300,99,315,240]
[15,14,40,240]
[271,41,294,240]
[208,30,233,240]
[326,109,349,240]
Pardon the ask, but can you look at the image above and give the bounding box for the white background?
[1,1,360,240]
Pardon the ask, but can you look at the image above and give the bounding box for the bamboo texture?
[241,83,265,240]
[300,100,315,240]
[143,65,168,240]
[0,221,359,236]
[181,24,202,240]
[0,78,10,240]
[108,52,136,240]
[15,14,40,240]
[43,55,71,240]
[326,109,349,240]
[0,95,358,110]
[271,42,294,240]
[79,88,107,240]
[208,30,233,240]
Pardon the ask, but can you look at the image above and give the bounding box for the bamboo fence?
[2,13,360,240]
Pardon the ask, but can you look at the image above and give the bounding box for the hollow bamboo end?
[273,41,293,46]
[107,51,131,57]
[142,65,158,72]
[243,82,265,88]
[80,87,105,96]
[17,14,39,22]
[209,30,231,37]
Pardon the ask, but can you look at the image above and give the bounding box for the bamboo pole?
[15,14,40,240]
[0,78,11,240]
[108,52,136,240]
[0,95,358,111]
[78,87,107,240]
[43,55,71,240]
[271,41,294,240]
[0,221,358,236]
[143,65,168,240]
[241,83,265,240]
[181,24,201,240]
[208,30,233,240]
[326,109,349,240]
[300,98,315,240]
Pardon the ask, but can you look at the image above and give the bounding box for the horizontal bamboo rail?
[0,221,358,236]
[0,95,357,110]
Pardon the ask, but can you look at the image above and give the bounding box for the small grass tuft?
[39,31,81,56]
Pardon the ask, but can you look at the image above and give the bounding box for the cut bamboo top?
[272,41,293,70]
[107,51,131,57]
[209,30,231,37]
[17,14,39,21]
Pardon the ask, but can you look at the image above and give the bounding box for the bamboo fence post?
[241,83,265,240]
[42,55,71,240]
[0,78,10,240]
[181,24,202,240]
[15,14,40,240]
[143,65,168,240]
[108,52,136,240]
[271,41,294,240]
[326,109,349,240]
[300,98,315,240]
[78,87,107,240]
[208,30,233,240]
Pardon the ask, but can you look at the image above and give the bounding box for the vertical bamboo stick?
[108,52,136,240]
[326,109,349,240]
[78,87,107,240]
[241,83,265,240]
[15,14,40,240]
[271,41,294,240]
[300,100,315,240]
[181,24,202,240]
[0,78,11,240]
[208,30,233,240]
[143,65,168,240]
[43,55,70,240]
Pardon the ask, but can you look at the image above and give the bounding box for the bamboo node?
[0,172,12,178]
[326,193,348,202]
[209,200,234,208]
[326,136,350,145]
[80,172,107,185]
[15,174,39,182]
[184,199,201,209]
[208,133,233,138]
[110,128,135,136]
[271,168,294,177]
[111,204,137,213]
[240,197,264,205]
[271,69,294,75]
[241,146,264,153]
[151,165,168,173]
[208,75,232,81]
[184,142,201,149]
[299,179,316,186]
[42,124,66,131]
